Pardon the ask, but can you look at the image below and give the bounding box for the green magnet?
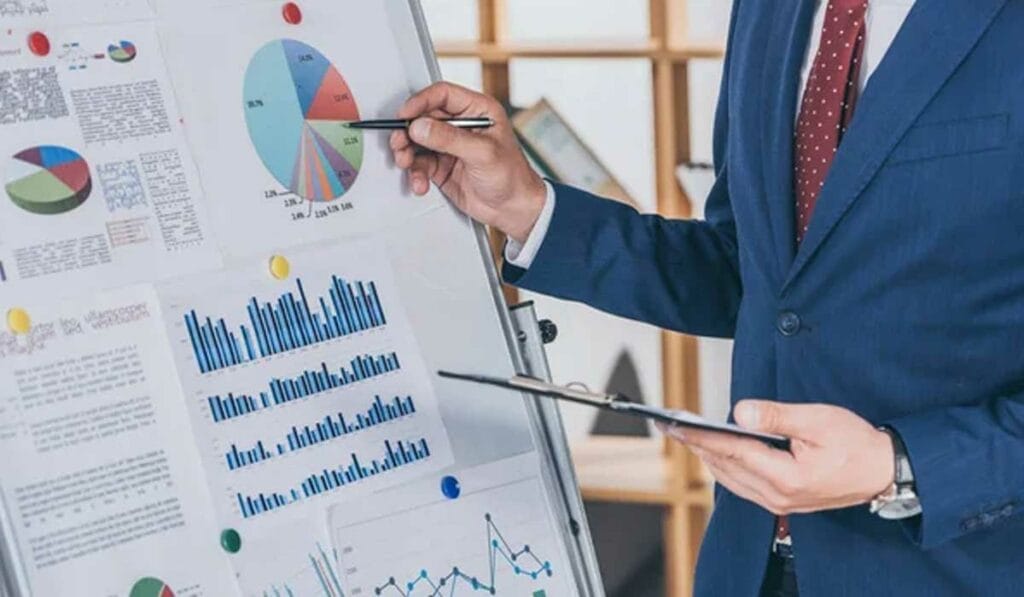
[220,528,242,553]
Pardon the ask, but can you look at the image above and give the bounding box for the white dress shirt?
[506,0,915,269]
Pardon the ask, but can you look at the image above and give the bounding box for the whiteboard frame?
[397,2,605,594]
[509,302,606,597]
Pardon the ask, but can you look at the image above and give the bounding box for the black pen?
[345,117,495,130]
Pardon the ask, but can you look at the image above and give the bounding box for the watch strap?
[880,426,914,489]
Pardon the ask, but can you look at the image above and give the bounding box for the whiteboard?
[0,1,597,595]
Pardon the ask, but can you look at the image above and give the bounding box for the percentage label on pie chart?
[4,146,92,215]
[243,39,363,202]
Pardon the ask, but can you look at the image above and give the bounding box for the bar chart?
[236,437,432,519]
[161,243,454,534]
[206,351,401,423]
[223,394,418,470]
[183,274,387,374]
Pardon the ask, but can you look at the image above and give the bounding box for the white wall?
[421,0,736,434]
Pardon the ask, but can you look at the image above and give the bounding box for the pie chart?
[129,576,175,597]
[5,146,92,215]
[108,40,137,63]
[243,39,363,202]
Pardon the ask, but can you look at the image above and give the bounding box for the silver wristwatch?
[869,427,922,520]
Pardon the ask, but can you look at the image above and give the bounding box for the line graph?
[331,455,575,597]
[234,520,348,597]
[261,542,344,597]
[373,513,552,596]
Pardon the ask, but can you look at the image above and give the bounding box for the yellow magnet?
[269,255,290,280]
[6,308,31,334]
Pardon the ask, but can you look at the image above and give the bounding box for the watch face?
[878,496,922,520]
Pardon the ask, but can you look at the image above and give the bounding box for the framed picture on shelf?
[512,98,638,209]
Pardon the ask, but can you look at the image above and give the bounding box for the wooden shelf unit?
[571,436,712,506]
[435,2,725,595]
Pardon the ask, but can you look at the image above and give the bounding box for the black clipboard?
[439,371,791,451]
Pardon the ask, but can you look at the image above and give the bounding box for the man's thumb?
[409,117,477,159]
[734,400,811,437]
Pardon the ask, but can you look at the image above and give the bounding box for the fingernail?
[410,119,430,141]
[735,401,759,429]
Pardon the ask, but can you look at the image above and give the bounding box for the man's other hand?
[661,401,896,515]
[390,82,547,244]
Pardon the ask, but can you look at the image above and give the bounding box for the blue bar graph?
[184,274,388,374]
[207,352,401,423]
[224,395,418,470]
[236,438,432,519]
[374,513,554,597]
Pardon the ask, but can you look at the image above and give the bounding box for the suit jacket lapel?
[760,0,818,275]
[782,0,1008,292]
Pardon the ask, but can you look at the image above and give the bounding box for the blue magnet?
[441,475,461,499]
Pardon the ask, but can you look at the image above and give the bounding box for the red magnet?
[282,2,302,25]
[27,31,50,57]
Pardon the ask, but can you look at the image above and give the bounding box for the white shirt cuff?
[504,180,556,270]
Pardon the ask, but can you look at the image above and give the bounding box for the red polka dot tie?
[776,0,869,551]
[793,0,869,244]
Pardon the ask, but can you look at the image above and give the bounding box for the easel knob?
[539,319,558,344]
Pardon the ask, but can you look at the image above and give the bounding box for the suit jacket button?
[777,311,802,336]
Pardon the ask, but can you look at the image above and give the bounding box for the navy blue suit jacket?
[505,1,1024,595]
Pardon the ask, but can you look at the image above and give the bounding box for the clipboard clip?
[438,370,622,409]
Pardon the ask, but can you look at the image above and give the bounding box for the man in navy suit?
[391,1,1024,595]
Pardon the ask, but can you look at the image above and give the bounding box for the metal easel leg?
[509,301,607,597]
